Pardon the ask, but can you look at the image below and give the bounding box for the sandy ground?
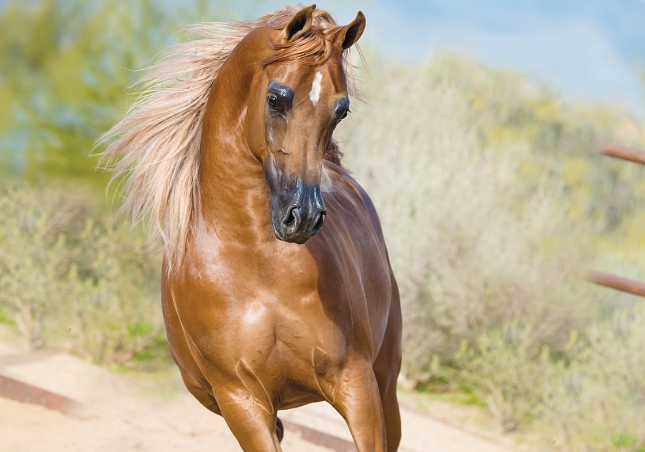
[0,341,515,452]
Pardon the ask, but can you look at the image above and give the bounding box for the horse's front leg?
[215,385,282,452]
[208,358,285,452]
[330,358,387,452]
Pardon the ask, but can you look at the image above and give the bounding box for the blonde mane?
[97,5,359,273]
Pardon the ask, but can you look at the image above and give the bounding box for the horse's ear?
[278,4,316,44]
[334,11,366,50]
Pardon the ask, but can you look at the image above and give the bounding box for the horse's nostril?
[282,206,301,231]
[312,211,326,234]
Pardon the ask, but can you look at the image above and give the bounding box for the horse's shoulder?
[322,160,387,248]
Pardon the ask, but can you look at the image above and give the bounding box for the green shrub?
[338,52,643,382]
[549,308,645,451]
[454,324,555,432]
[0,184,163,364]
[455,308,645,450]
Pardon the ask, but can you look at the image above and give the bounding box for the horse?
[98,5,402,451]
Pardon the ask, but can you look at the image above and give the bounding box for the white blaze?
[309,71,323,106]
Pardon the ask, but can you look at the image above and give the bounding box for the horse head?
[243,5,366,244]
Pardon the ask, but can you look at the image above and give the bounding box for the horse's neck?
[197,98,273,244]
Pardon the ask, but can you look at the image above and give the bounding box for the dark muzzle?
[271,179,326,244]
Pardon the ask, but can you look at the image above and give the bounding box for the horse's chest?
[173,259,350,358]
[225,285,351,364]
[170,228,389,400]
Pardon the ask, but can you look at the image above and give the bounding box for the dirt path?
[0,343,515,452]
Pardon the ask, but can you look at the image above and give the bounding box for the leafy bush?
[0,0,240,186]
[550,308,645,451]
[0,185,163,364]
[456,308,645,451]
[454,324,554,432]
[339,52,642,380]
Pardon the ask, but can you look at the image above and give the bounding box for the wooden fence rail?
[602,142,645,164]
[586,143,645,297]
[588,271,645,298]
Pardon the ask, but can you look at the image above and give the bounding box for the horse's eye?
[267,95,279,109]
[340,110,349,120]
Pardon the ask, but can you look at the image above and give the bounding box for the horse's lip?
[272,221,316,244]
[272,226,310,244]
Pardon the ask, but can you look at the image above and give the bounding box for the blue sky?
[244,0,645,116]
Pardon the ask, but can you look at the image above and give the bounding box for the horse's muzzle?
[272,180,326,244]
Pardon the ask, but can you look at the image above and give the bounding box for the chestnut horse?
[99,5,402,451]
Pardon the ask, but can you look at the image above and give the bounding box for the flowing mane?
[97,5,358,272]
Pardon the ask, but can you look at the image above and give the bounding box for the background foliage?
[2,1,645,450]
[0,184,162,364]
[339,52,645,449]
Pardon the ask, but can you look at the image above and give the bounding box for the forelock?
[262,7,339,66]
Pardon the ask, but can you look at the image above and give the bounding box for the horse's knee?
[330,363,387,452]
[215,391,283,452]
